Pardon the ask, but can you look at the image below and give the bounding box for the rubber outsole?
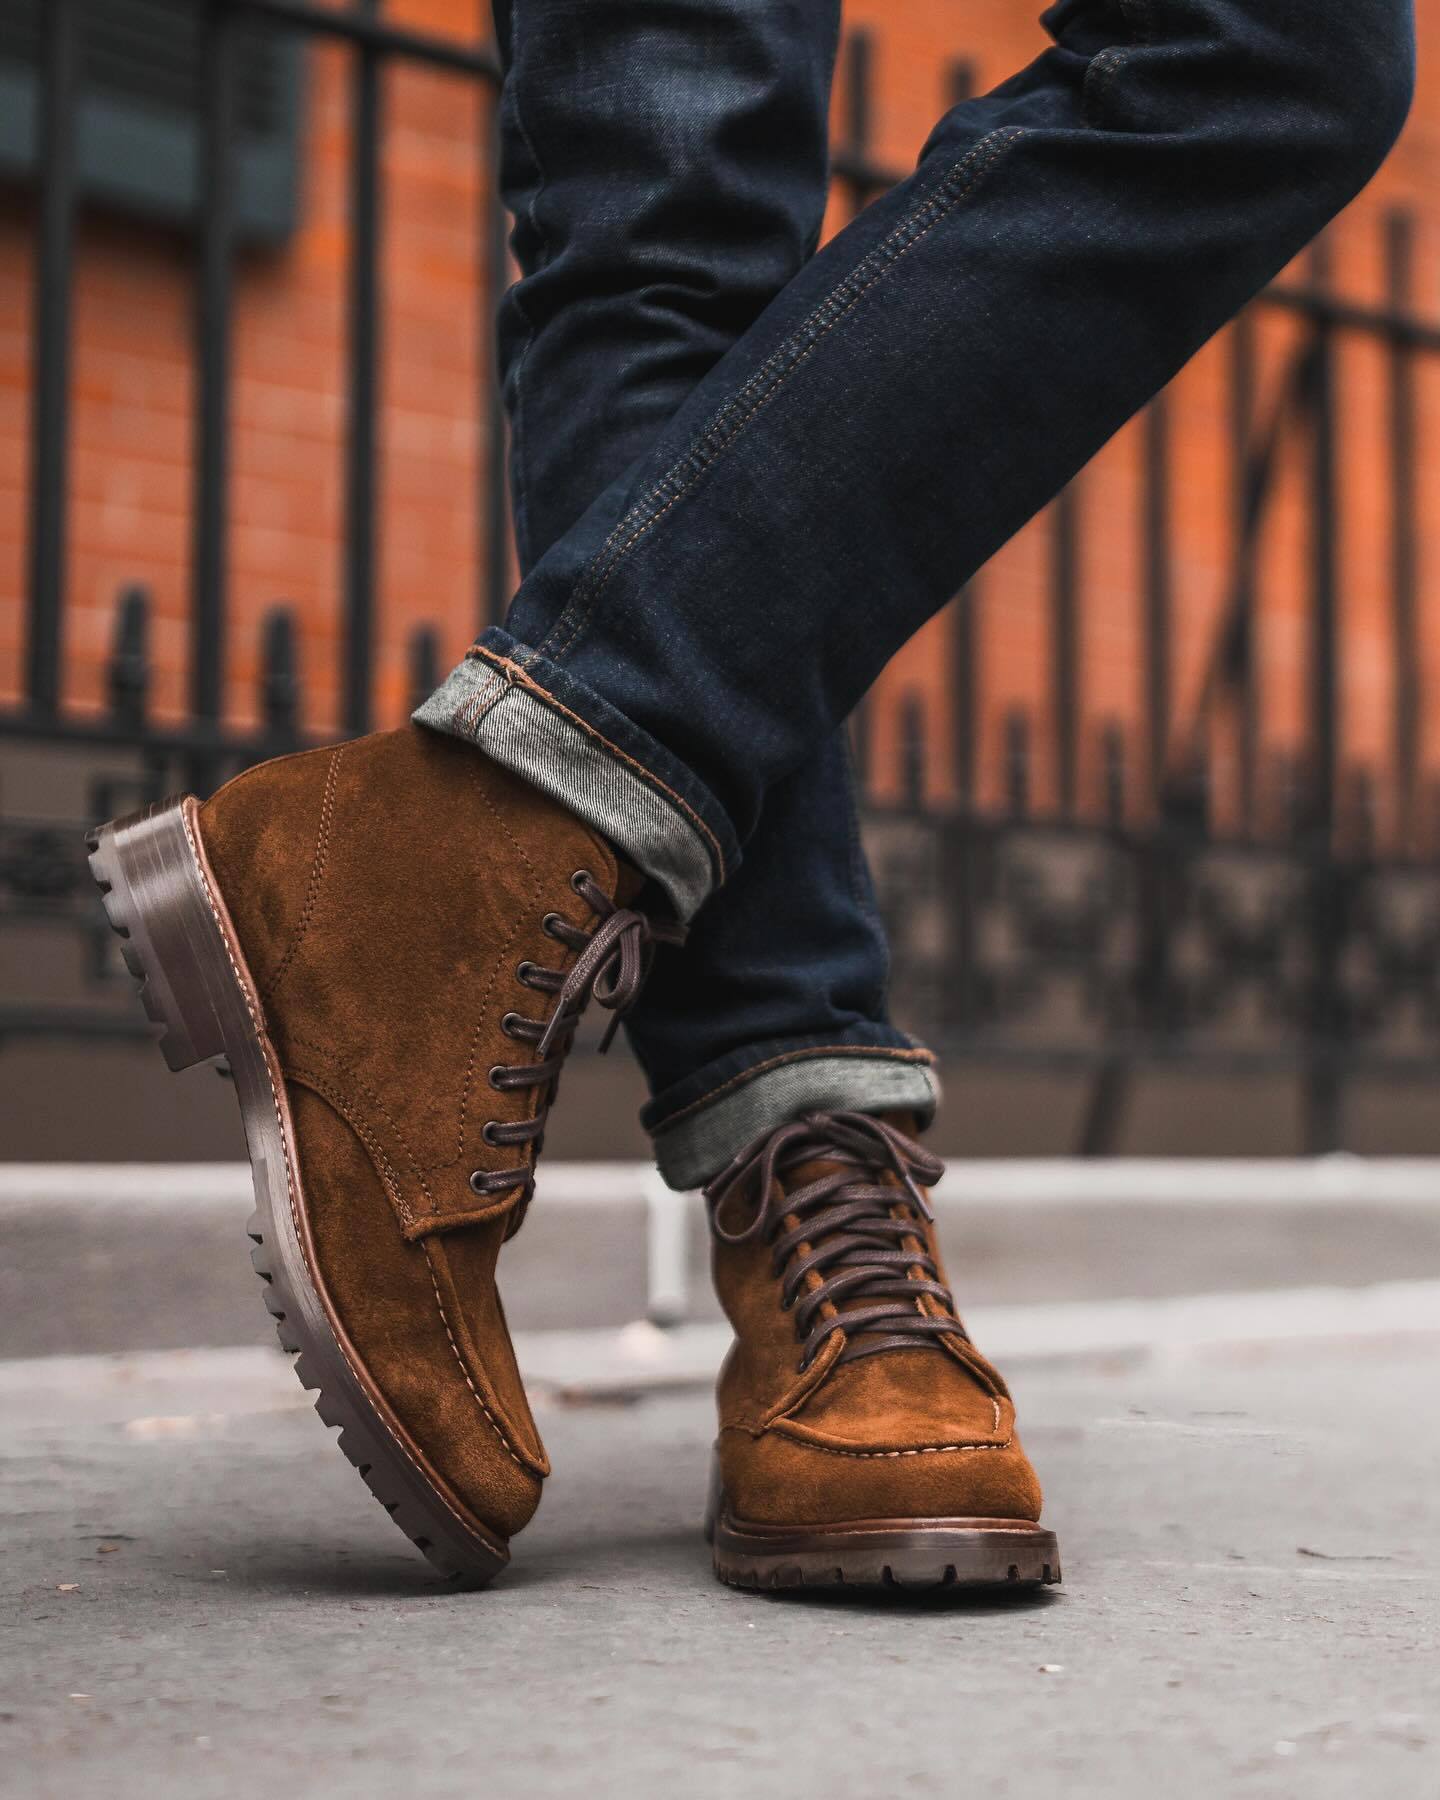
[705,1459,1061,1593]
[88,796,508,1588]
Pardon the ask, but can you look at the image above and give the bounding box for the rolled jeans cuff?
[413,631,737,921]
[645,1042,940,1191]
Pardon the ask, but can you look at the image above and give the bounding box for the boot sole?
[88,795,509,1588]
[706,1462,1061,1593]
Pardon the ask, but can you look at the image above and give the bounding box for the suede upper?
[711,1125,1044,1527]
[200,725,620,1541]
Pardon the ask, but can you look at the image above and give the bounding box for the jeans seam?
[1081,0,1149,127]
[497,0,552,575]
[463,646,729,883]
[532,124,1027,669]
[651,1044,936,1134]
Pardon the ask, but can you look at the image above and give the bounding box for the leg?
[421,0,1415,920]
[487,0,936,1181]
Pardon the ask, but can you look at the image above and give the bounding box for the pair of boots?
[91,725,1058,1592]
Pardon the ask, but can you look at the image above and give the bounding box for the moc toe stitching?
[421,1244,547,1477]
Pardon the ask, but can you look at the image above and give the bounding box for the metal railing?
[4,3,1440,1152]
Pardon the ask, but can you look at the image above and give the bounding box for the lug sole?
[706,1462,1060,1593]
[88,795,509,1587]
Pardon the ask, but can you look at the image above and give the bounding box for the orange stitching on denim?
[423,1245,543,1476]
[471,647,728,884]
[536,128,1025,668]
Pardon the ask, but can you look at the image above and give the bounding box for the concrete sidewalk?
[3,1324,1437,1799]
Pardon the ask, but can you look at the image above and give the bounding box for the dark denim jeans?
[419,0,1414,1185]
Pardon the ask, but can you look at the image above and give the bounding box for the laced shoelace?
[470,868,684,1220]
[703,1109,965,1370]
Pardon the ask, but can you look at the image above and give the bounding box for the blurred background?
[3,15,1439,1792]
[2,0,1440,1163]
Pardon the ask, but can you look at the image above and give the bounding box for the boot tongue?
[611,858,648,908]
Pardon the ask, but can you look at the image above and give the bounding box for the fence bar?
[191,1,240,767]
[1050,484,1080,816]
[952,579,978,808]
[1142,394,1171,807]
[25,0,79,715]
[1386,210,1419,846]
[1227,313,1259,831]
[232,0,500,78]
[343,0,383,736]
[1302,241,1342,1154]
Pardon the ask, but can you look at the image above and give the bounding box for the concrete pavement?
[3,1322,1437,1799]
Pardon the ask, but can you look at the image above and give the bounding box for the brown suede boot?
[88,725,677,1584]
[702,1109,1060,1592]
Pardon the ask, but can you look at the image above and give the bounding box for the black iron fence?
[4,2,1440,1150]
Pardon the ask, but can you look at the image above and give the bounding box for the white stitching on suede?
[422,1246,541,1476]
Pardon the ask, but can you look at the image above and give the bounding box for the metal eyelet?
[500,1011,522,1038]
[570,868,593,894]
[488,1064,507,1089]
[541,912,567,938]
[516,960,536,986]
[468,1169,489,1195]
[480,1120,500,1147]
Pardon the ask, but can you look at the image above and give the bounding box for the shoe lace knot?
[703,1109,965,1370]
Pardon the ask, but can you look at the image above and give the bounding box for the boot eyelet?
[516,960,537,986]
[500,1011,522,1038]
[488,1064,507,1089]
[542,912,567,939]
[468,1169,490,1195]
[481,1120,501,1147]
[570,868,593,894]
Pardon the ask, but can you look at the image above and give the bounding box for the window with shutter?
[0,0,304,243]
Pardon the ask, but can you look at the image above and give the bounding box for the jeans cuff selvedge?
[645,1040,941,1191]
[412,631,736,922]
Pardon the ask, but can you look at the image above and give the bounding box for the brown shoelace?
[704,1109,965,1370]
[471,868,684,1218]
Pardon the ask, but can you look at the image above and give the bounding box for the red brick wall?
[1,0,1436,841]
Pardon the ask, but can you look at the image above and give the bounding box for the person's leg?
[485,0,937,1187]
[420,0,1416,934]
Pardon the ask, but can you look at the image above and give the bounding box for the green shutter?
[0,0,304,243]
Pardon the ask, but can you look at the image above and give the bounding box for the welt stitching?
[654,1044,936,1133]
[536,127,1025,667]
[472,649,729,882]
[264,743,345,1001]
[422,1244,537,1474]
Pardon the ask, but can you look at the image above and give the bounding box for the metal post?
[26,0,79,716]
[1050,484,1080,817]
[1385,210,1419,849]
[344,0,383,735]
[1302,242,1343,1154]
[191,0,240,791]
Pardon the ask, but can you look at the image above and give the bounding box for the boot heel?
[87,798,230,1072]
